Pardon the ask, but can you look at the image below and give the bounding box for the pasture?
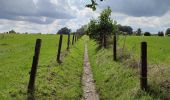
[88,36,170,100]
[0,34,84,99]
[0,34,169,99]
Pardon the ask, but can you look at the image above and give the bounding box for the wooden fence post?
[67,34,70,50]
[72,34,75,45]
[140,42,147,90]
[113,35,117,61]
[75,33,77,43]
[27,39,42,98]
[57,34,63,63]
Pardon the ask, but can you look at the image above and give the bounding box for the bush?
[57,27,71,35]
[144,32,151,36]
[136,28,142,36]
[158,31,164,36]
[117,25,133,35]
[9,30,16,34]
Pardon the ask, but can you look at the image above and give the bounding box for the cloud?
[102,0,170,17]
[0,0,74,24]
[111,11,170,33]
[55,8,99,32]
[0,0,97,33]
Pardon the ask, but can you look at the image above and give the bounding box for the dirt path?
[82,44,99,100]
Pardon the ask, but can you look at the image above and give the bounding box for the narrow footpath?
[82,44,99,100]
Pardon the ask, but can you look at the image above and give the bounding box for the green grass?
[1,34,169,99]
[87,36,170,100]
[0,34,84,99]
[117,36,170,99]
[117,36,170,65]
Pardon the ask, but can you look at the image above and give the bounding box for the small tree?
[88,7,117,48]
[117,25,133,35]
[76,25,88,35]
[144,32,151,36]
[165,28,170,36]
[87,19,100,40]
[158,31,164,36]
[9,30,16,34]
[57,27,71,35]
[136,28,142,36]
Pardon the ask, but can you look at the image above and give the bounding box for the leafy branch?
[86,0,104,11]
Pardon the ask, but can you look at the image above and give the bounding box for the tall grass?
[88,36,170,99]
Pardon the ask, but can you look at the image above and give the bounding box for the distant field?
[118,36,170,65]
[88,36,170,100]
[0,34,84,99]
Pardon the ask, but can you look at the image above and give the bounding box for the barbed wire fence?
[115,34,170,99]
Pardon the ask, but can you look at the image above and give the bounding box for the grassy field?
[0,34,170,99]
[117,36,170,65]
[87,36,170,100]
[0,34,84,99]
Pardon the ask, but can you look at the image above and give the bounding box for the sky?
[0,0,170,34]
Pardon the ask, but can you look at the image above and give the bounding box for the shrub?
[144,32,151,36]
[158,31,164,36]
[117,25,133,35]
[9,30,16,34]
[136,28,142,36]
[57,27,71,35]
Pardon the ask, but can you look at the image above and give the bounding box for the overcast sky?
[0,0,170,33]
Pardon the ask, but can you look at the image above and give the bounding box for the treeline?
[1,30,42,34]
[2,30,20,34]
[56,26,87,38]
[114,24,170,36]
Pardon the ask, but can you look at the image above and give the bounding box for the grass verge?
[87,37,169,100]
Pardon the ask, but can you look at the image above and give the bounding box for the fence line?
[27,34,81,98]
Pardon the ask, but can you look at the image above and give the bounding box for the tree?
[88,7,117,48]
[158,31,164,36]
[117,25,133,35]
[87,19,99,40]
[144,32,151,36]
[165,28,170,36]
[136,28,142,36]
[57,27,71,34]
[76,25,88,35]
[9,29,16,34]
